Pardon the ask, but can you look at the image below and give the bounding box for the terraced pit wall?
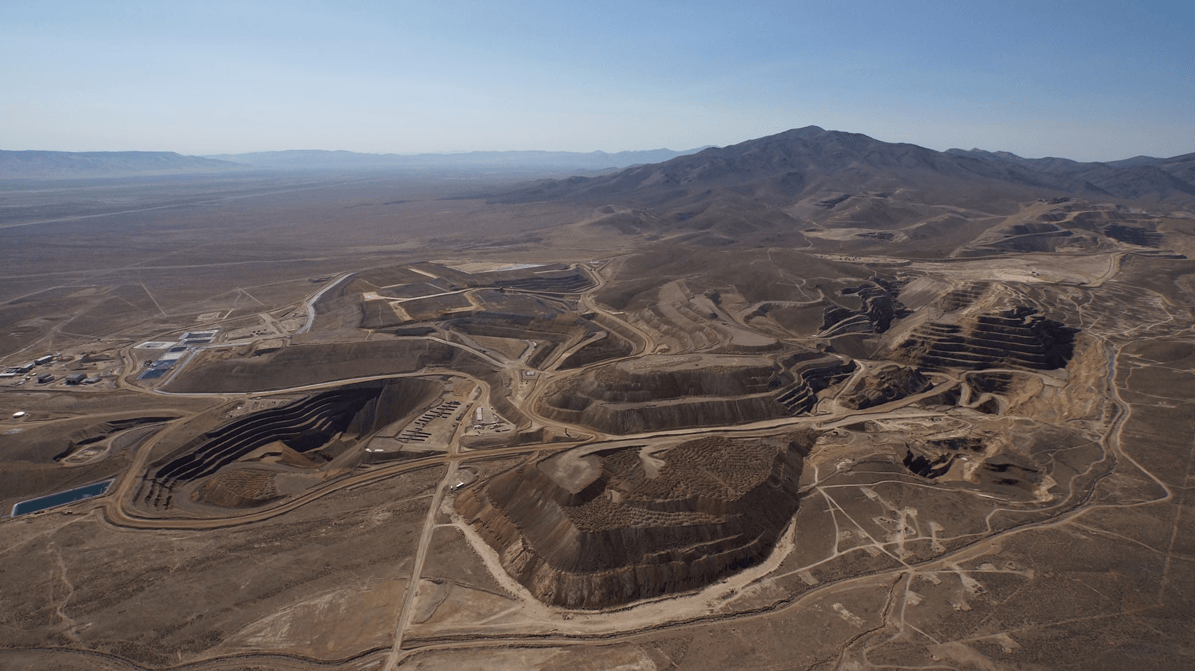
[136,378,439,511]
[537,362,793,434]
[456,434,812,609]
[896,308,1077,371]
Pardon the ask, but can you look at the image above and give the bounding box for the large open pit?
[135,378,439,512]
[894,307,1077,372]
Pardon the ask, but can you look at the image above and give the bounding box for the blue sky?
[3,1,1192,160]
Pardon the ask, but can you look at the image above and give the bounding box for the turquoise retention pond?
[11,479,113,516]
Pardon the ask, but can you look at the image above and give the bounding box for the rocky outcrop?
[903,436,985,478]
[773,356,856,414]
[903,437,1046,500]
[557,331,634,369]
[840,366,931,410]
[456,433,814,609]
[821,277,911,336]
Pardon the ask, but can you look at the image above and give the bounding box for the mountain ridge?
[497,129,1072,204]
[494,127,1195,211]
[480,127,1195,252]
[6,130,1192,196]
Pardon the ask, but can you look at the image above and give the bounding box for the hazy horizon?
[3,1,1193,162]
[5,129,1191,165]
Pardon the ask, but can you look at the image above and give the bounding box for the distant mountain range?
[204,148,708,172]
[0,150,245,179]
[944,147,1195,202]
[0,147,707,179]
[4,130,1192,205]
[499,126,1195,210]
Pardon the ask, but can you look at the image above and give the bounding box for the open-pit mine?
[2,127,1194,670]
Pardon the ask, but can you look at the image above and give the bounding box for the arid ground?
[3,130,1194,670]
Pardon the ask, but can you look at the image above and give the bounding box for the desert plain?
[2,128,1194,670]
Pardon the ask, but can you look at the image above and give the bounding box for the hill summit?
[497,126,1195,209]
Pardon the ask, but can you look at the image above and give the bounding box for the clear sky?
[3,0,1192,161]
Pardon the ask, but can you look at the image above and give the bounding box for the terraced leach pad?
[456,433,814,609]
